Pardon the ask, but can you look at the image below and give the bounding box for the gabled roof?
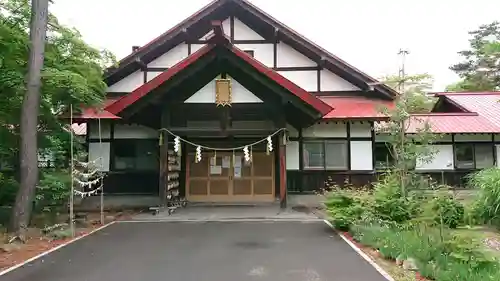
[405,91,500,133]
[104,0,396,99]
[105,36,332,116]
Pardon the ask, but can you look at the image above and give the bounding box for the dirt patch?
[0,210,138,272]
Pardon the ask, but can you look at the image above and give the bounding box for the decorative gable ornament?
[215,78,232,107]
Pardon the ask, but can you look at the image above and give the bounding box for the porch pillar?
[159,110,170,206]
[279,132,287,208]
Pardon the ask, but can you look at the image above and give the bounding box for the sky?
[50,0,500,91]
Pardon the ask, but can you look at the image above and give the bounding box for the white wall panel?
[89,142,110,172]
[350,141,373,170]
[184,76,263,103]
[276,43,316,67]
[147,44,188,68]
[147,71,162,82]
[191,44,206,53]
[303,122,347,138]
[286,141,300,170]
[350,122,371,138]
[277,70,317,92]
[234,43,274,67]
[233,18,264,40]
[320,70,360,91]
[107,71,143,92]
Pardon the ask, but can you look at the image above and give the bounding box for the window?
[243,50,254,57]
[374,143,394,169]
[303,140,348,170]
[454,143,494,169]
[113,139,158,171]
[475,144,494,168]
[303,142,324,169]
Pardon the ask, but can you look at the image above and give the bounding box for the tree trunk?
[9,0,49,235]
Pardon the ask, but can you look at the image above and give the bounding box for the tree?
[0,0,115,233]
[448,22,500,91]
[10,0,50,235]
[381,73,436,113]
[378,73,438,194]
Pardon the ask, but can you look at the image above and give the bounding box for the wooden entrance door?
[186,151,274,202]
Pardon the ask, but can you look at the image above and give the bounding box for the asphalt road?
[2,221,388,281]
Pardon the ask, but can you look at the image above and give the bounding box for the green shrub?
[350,223,500,280]
[468,168,500,227]
[423,193,465,229]
[35,170,71,212]
[372,172,416,223]
[325,189,372,231]
[0,173,18,206]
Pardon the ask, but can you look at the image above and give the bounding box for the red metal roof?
[404,92,500,133]
[76,98,121,121]
[105,0,396,99]
[320,96,393,120]
[105,41,332,116]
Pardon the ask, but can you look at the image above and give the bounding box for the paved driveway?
[2,221,388,281]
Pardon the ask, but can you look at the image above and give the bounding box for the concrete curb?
[323,220,395,281]
[0,221,116,276]
[118,218,323,223]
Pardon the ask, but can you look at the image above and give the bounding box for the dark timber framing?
[104,0,397,99]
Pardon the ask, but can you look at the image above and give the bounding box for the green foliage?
[35,170,71,212]
[381,73,436,113]
[422,192,465,229]
[372,172,415,223]
[0,0,115,168]
[324,188,373,231]
[0,172,18,206]
[468,168,500,227]
[448,21,500,91]
[350,224,499,280]
[378,73,439,195]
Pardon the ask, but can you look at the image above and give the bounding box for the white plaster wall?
[234,43,274,67]
[350,141,373,170]
[286,141,300,170]
[184,76,263,103]
[89,142,110,172]
[350,122,371,138]
[276,43,316,67]
[320,70,360,91]
[107,71,143,92]
[278,70,317,92]
[303,122,347,138]
[88,121,111,139]
[454,134,492,142]
[233,18,265,40]
[191,44,206,53]
[147,71,162,82]
[416,144,454,171]
[114,124,158,139]
[147,44,188,68]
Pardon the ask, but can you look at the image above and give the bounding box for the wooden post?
[279,132,287,208]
